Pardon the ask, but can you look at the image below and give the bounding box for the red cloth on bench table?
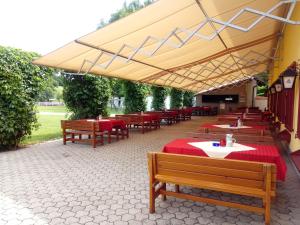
[97,120,113,132]
[200,123,268,131]
[162,138,287,181]
[109,119,126,129]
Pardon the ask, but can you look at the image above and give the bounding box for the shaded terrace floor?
[0,116,300,225]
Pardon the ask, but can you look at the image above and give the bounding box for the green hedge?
[170,88,183,109]
[0,46,53,149]
[123,81,147,113]
[63,74,111,119]
[183,91,194,107]
[151,86,167,110]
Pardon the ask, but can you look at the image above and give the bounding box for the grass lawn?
[22,114,67,145]
[37,105,67,113]
[22,105,124,145]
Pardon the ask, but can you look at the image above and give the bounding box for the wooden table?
[163,138,287,181]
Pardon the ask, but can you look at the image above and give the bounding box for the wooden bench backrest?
[115,115,132,123]
[205,127,264,136]
[61,120,97,131]
[149,152,276,191]
[187,132,275,145]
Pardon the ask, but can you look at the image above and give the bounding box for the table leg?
[108,131,111,143]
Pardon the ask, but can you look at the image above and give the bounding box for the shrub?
[63,74,111,119]
[170,88,183,108]
[123,81,147,113]
[183,91,194,107]
[0,46,53,149]
[151,86,167,110]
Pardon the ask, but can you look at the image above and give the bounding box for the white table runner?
[188,141,256,158]
[213,124,251,129]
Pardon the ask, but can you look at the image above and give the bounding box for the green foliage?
[63,74,111,119]
[109,78,124,97]
[97,0,154,28]
[37,72,64,101]
[170,88,183,109]
[55,86,63,102]
[0,46,53,149]
[151,86,167,110]
[123,81,147,113]
[183,91,194,107]
[257,85,268,96]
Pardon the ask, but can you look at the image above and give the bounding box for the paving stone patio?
[0,117,300,225]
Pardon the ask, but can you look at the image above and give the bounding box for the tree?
[63,74,111,119]
[0,46,54,149]
[109,78,124,98]
[95,0,155,112]
[170,88,183,108]
[151,86,167,110]
[123,81,147,113]
[183,91,194,107]
[97,0,154,28]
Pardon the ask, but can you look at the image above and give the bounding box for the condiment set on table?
[212,134,236,147]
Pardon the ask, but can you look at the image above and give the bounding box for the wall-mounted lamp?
[280,61,299,89]
[274,79,282,92]
[270,86,276,94]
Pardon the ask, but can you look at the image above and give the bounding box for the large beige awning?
[33,0,300,93]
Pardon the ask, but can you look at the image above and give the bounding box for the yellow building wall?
[269,4,300,152]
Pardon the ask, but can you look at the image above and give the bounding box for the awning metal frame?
[76,0,299,77]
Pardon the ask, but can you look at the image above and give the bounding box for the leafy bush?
[0,46,53,149]
[63,74,111,119]
[170,88,183,109]
[123,81,147,113]
[183,91,194,107]
[151,86,167,110]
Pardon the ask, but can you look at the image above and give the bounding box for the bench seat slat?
[157,168,265,189]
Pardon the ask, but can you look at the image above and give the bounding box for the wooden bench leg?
[265,197,271,225]
[108,131,111,143]
[116,129,119,141]
[63,131,66,145]
[92,134,96,148]
[149,184,155,213]
[175,184,180,193]
[71,134,75,143]
[101,133,104,145]
[161,183,166,201]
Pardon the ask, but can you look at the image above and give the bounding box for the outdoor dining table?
[200,123,268,131]
[162,138,287,181]
[217,116,262,122]
[121,113,159,133]
[87,119,127,142]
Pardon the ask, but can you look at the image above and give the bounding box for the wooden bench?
[61,120,104,148]
[116,114,152,134]
[200,126,270,136]
[104,117,129,140]
[187,132,275,145]
[148,152,276,225]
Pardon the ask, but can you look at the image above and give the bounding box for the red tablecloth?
[163,138,287,181]
[109,119,126,129]
[97,119,113,132]
[95,119,127,132]
[200,123,268,131]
